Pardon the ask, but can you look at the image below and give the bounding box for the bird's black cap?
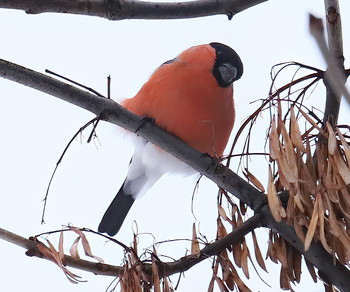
[210,42,243,88]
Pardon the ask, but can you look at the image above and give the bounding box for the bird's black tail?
[98,182,135,236]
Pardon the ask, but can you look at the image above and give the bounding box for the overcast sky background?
[1,1,350,291]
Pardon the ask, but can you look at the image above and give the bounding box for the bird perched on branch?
[98,42,243,236]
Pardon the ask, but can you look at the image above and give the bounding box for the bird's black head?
[210,42,243,88]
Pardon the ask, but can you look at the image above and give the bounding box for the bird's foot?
[135,116,154,133]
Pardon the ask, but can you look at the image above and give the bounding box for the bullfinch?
[98,42,243,236]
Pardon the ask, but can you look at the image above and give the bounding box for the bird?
[98,42,243,236]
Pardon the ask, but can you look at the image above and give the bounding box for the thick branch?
[1,59,350,291]
[0,0,268,20]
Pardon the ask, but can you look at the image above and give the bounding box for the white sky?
[0,1,350,291]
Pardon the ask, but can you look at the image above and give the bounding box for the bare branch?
[0,227,122,276]
[309,8,349,125]
[0,0,268,20]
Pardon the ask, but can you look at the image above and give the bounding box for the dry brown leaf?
[292,250,302,283]
[324,195,342,238]
[277,155,298,184]
[267,166,286,222]
[324,158,343,191]
[280,117,299,181]
[276,236,288,268]
[276,163,292,190]
[269,116,280,160]
[231,204,239,228]
[218,205,229,221]
[326,121,337,155]
[208,275,215,292]
[280,266,290,290]
[163,277,173,292]
[47,239,63,267]
[333,150,350,185]
[298,154,317,195]
[318,195,332,253]
[290,107,307,152]
[297,184,315,216]
[294,191,305,213]
[126,253,143,292]
[133,233,138,255]
[64,267,85,284]
[69,236,81,261]
[224,273,235,291]
[251,230,267,272]
[46,239,84,284]
[232,242,243,267]
[305,259,317,283]
[236,209,243,227]
[152,252,161,292]
[298,107,325,136]
[337,128,350,164]
[59,230,66,266]
[69,227,104,262]
[228,260,252,292]
[218,250,231,282]
[286,196,296,225]
[266,231,278,263]
[338,188,350,218]
[293,217,306,243]
[191,223,200,255]
[304,195,319,251]
[334,236,347,265]
[316,145,327,183]
[217,218,228,239]
[305,138,317,182]
[243,168,265,192]
[215,276,229,292]
[241,242,250,279]
[277,100,282,133]
[286,245,295,283]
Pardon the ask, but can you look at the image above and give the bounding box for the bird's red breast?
[123,44,235,157]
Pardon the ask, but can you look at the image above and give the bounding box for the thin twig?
[45,69,105,97]
[41,116,101,224]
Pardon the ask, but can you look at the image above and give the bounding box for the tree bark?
[0,0,268,20]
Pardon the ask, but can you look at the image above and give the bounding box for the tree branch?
[309,5,348,126]
[0,214,262,278]
[323,0,345,125]
[1,58,350,291]
[0,0,268,20]
[0,227,122,276]
[159,212,264,276]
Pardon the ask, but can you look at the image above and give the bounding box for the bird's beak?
[218,63,238,85]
